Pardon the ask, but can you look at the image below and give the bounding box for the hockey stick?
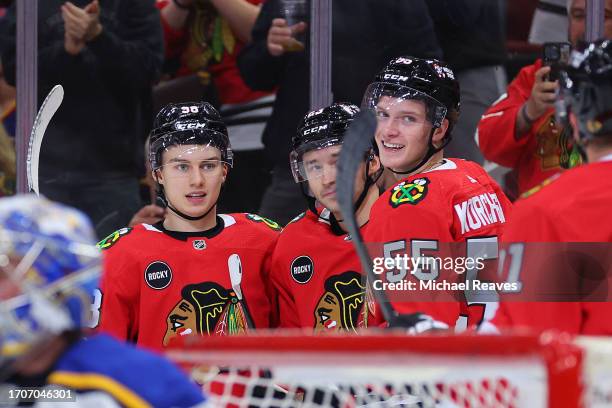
[228,253,256,329]
[336,110,397,324]
[27,85,64,195]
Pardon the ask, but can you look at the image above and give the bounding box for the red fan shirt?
[270,210,382,332]
[364,159,512,330]
[95,213,280,351]
[492,157,612,334]
[477,59,580,196]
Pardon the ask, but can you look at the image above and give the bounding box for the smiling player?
[362,57,512,331]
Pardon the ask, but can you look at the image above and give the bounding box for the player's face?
[314,292,343,332]
[303,145,341,212]
[304,145,380,213]
[374,97,435,173]
[156,144,228,218]
[163,299,198,346]
[568,0,612,46]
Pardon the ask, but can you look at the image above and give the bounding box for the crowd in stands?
[3,0,604,233]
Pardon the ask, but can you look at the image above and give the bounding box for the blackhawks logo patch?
[245,214,282,231]
[97,227,132,250]
[389,178,429,208]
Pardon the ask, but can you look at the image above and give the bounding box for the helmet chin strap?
[388,128,448,176]
[166,202,216,221]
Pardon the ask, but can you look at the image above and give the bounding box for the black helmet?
[559,40,612,142]
[363,57,460,137]
[149,102,232,170]
[290,103,360,182]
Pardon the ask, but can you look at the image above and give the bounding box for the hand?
[64,32,85,56]
[267,18,307,56]
[128,205,166,227]
[525,66,559,121]
[387,312,449,334]
[61,1,103,44]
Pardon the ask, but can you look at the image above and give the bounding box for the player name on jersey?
[453,192,506,234]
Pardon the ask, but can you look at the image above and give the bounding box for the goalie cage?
[166,332,585,408]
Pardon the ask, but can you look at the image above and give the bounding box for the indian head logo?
[162,254,253,346]
[313,271,375,333]
[535,114,582,170]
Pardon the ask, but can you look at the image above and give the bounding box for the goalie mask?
[149,102,232,221]
[558,40,612,149]
[290,103,381,227]
[0,195,100,365]
[362,57,460,174]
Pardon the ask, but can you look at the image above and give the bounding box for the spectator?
[477,0,612,198]
[426,0,507,165]
[156,0,274,214]
[238,0,441,225]
[0,0,164,239]
[491,40,612,335]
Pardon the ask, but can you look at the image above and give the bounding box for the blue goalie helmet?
[0,195,100,362]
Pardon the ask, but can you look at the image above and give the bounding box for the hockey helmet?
[290,103,360,182]
[559,40,612,142]
[362,57,460,139]
[149,102,233,170]
[0,195,100,363]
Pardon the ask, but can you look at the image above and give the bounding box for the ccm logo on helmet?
[383,74,409,81]
[303,124,328,135]
[175,122,206,131]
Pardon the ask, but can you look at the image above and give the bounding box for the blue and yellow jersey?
[49,334,205,407]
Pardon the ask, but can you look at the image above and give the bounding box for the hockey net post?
[166,332,583,408]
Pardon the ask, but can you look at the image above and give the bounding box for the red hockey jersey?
[95,213,281,351]
[477,59,580,195]
[492,158,612,335]
[270,210,381,332]
[364,159,512,330]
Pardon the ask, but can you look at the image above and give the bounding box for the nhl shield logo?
[193,240,206,250]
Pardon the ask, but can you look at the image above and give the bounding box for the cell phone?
[543,42,571,81]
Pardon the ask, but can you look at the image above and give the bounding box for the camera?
[543,42,571,81]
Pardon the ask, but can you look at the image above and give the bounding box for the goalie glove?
[387,312,449,334]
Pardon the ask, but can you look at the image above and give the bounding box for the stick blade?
[336,109,377,241]
[27,85,64,195]
[336,110,396,323]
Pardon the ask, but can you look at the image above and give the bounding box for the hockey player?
[0,195,206,407]
[492,40,612,334]
[270,103,383,332]
[362,57,512,331]
[96,102,280,350]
